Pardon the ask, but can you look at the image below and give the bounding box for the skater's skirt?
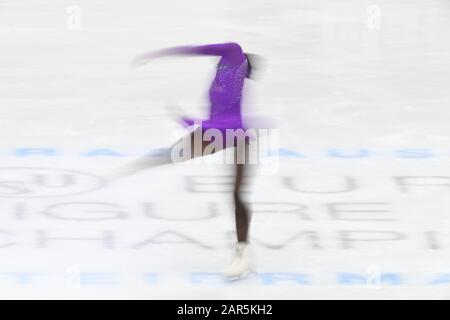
[180,116,253,145]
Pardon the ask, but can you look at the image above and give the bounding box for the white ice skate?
[224,242,252,279]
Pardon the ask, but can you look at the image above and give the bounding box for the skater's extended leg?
[102,128,225,182]
[102,150,173,182]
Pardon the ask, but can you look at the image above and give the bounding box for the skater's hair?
[245,53,253,78]
[215,52,265,80]
[244,53,265,80]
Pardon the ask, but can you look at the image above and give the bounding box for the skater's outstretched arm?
[132,43,244,66]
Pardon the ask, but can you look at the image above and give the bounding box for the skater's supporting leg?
[233,141,252,242]
[234,163,251,242]
[224,142,253,278]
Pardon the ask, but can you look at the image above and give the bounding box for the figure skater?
[105,42,264,278]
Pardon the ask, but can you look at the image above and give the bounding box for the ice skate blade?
[224,270,255,282]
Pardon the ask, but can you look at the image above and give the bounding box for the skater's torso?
[209,56,247,120]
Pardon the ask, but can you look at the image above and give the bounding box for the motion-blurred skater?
[106,42,264,278]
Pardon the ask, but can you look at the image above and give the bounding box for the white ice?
[1,0,450,299]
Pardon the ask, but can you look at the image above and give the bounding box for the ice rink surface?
[1,0,450,299]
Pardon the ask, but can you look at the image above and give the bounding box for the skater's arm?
[132,43,244,66]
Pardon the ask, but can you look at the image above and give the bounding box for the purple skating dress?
[149,43,249,136]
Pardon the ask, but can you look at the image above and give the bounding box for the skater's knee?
[233,194,244,214]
